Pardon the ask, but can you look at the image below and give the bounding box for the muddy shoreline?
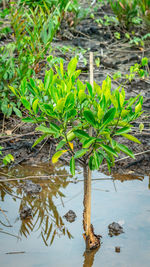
[0,3,150,176]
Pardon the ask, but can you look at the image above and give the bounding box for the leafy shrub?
[0,3,61,117]
[109,0,139,28]
[10,58,143,174]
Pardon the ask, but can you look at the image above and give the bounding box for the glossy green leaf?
[36,125,56,135]
[50,122,60,132]
[56,140,66,151]
[82,138,96,148]
[9,86,20,97]
[32,99,39,114]
[67,57,77,76]
[21,97,31,110]
[117,143,135,159]
[13,107,22,118]
[78,90,86,103]
[74,149,88,159]
[94,151,100,169]
[84,110,96,127]
[115,127,131,135]
[22,117,36,123]
[44,69,53,90]
[86,82,93,97]
[74,130,90,140]
[70,157,75,176]
[102,107,116,127]
[100,144,118,157]
[32,134,48,148]
[121,134,141,144]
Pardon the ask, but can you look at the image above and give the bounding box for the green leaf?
[102,107,116,127]
[56,140,66,151]
[93,151,100,170]
[86,82,93,97]
[52,150,67,164]
[50,122,60,132]
[70,157,75,176]
[9,86,19,97]
[115,127,131,135]
[100,144,118,157]
[88,156,95,170]
[3,154,14,165]
[67,57,77,76]
[135,102,142,113]
[21,97,31,110]
[56,99,65,112]
[82,138,96,148]
[116,143,135,159]
[22,117,36,123]
[78,90,86,103]
[44,69,53,90]
[36,125,56,135]
[74,149,88,159]
[84,110,96,127]
[32,134,48,148]
[32,99,39,114]
[13,107,22,118]
[74,130,90,140]
[65,109,77,120]
[121,134,141,144]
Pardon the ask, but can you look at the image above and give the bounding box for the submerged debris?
[22,180,42,195]
[115,246,121,253]
[108,222,124,237]
[20,206,32,220]
[63,210,77,223]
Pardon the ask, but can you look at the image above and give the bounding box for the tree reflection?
[0,165,73,245]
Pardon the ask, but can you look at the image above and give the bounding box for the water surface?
[0,164,150,267]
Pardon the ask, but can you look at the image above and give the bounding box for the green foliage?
[10,58,143,175]
[109,0,139,28]
[109,0,150,29]
[0,2,61,117]
[113,57,149,82]
[0,147,14,166]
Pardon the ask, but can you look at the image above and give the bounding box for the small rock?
[23,180,42,195]
[115,246,121,253]
[108,222,124,237]
[20,206,32,220]
[63,210,77,223]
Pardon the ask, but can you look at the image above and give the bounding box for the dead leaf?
[5,130,12,136]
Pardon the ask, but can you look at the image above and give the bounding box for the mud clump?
[20,206,32,220]
[108,222,124,237]
[22,180,42,195]
[63,210,77,223]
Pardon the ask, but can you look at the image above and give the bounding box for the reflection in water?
[83,247,99,267]
[0,164,73,245]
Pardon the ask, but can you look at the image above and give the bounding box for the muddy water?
[0,164,150,267]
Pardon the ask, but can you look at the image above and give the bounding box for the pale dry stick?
[2,0,6,9]
[1,115,5,134]
[11,122,26,134]
[101,149,150,168]
[0,174,73,182]
[0,131,41,143]
[0,207,12,227]
[0,230,21,240]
